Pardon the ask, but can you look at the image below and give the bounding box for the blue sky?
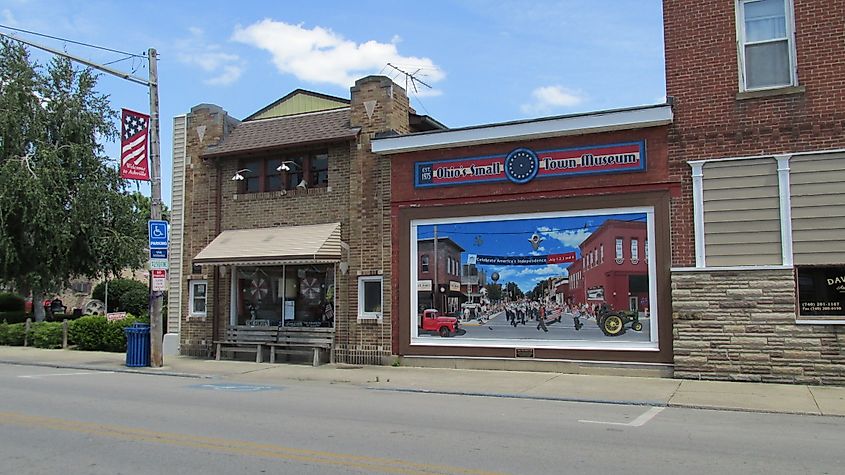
[0,1,665,207]
[418,212,647,292]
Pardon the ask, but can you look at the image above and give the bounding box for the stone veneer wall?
[672,269,845,384]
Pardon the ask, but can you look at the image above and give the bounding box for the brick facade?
[178,77,410,363]
[664,0,845,266]
[665,0,845,383]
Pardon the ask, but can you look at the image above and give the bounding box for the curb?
[0,359,212,379]
[367,386,667,408]
[368,386,845,418]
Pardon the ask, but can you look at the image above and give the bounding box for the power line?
[0,24,146,58]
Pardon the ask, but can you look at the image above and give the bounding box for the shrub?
[0,293,25,312]
[68,315,107,350]
[0,322,26,346]
[30,322,63,349]
[68,314,149,352]
[92,279,149,315]
[120,287,150,317]
[0,311,28,324]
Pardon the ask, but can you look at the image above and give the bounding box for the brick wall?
[178,77,408,363]
[180,104,236,355]
[664,0,845,266]
[673,269,845,384]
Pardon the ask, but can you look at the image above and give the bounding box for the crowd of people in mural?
[452,299,616,332]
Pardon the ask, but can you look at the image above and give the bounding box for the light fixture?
[296,179,308,190]
[232,168,250,181]
[276,160,301,172]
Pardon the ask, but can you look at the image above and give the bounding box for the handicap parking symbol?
[148,220,169,249]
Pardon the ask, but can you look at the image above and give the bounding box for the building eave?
[372,104,673,155]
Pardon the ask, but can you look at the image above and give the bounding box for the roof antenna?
[385,63,432,94]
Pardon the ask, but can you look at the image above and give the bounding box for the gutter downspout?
[212,159,222,344]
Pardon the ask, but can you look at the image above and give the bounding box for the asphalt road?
[1,363,843,475]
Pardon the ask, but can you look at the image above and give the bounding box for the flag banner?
[120,108,150,181]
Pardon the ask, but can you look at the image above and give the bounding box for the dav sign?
[415,141,646,188]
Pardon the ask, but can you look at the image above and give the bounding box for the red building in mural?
[568,220,649,313]
[416,237,465,313]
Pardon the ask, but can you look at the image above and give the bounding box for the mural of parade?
[411,209,657,348]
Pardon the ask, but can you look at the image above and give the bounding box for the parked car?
[418,308,463,337]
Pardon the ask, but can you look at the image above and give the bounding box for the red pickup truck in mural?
[418,309,463,337]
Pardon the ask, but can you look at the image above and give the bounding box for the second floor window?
[238,151,329,193]
[421,255,429,273]
[737,0,796,91]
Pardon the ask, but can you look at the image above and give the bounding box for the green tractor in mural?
[596,305,643,337]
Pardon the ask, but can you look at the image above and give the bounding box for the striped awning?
[194,223,342,266]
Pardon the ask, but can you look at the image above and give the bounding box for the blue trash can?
[125,323,151,367]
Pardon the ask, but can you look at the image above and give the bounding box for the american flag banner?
[119,108,151,181]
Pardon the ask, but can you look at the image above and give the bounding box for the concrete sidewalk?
[2,346,843,417]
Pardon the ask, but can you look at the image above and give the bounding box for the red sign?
[415,141,646,188]
[151,269,166,278]
[120,108,151,181]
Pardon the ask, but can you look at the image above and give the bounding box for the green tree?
[485,283,503,302]
[0,39,146,320]
[504,281,523,301]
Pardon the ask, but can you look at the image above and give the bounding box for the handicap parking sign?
[148,220,169,249]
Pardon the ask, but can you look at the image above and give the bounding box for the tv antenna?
[385,62,432,94]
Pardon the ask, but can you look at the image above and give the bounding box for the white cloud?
[538,226,592,249]
[232,20,445,94]
[175,27,244,86]
[521,85,585,115]
[2,9,17,26]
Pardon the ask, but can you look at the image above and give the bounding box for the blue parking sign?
[148,220,169,249]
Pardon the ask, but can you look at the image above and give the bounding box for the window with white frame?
[600,244,604,263]
[615,238,624,262]
[644,239,649,261]
[737,0,796,91]
[358,275,383,320]
[189,280,207,316]
[631,239,639,262]
[421,255,429,272]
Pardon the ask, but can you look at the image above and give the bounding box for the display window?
[234,264,334,327]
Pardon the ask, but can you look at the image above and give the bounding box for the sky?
[417,212,647,292]
[0,0,665,208]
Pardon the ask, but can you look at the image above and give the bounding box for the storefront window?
[412,208,657,350]
[236,265,334,327]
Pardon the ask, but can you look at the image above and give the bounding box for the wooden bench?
[267,327,334,366]
[214,325,278,363]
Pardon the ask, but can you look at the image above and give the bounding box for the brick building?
[168,77,443,364]
[374,106,673,366]
[666,0,845,383]
[568,220,649,313]
[416,237,465,314]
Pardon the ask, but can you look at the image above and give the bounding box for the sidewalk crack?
[807,387,823,415]
[518,373,561,394]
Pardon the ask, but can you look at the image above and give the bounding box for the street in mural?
[414,211,654,345]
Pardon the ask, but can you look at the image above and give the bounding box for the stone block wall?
[672,268,845,384]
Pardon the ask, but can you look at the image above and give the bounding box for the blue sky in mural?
[418,212,646,292]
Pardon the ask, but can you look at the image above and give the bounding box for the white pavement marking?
[18,371,115,379]
[579,406,665,427]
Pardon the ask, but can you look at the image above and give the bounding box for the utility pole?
[147,48,163,367]
[0,32,164,367]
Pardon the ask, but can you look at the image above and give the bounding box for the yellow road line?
[0,411,507,475]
